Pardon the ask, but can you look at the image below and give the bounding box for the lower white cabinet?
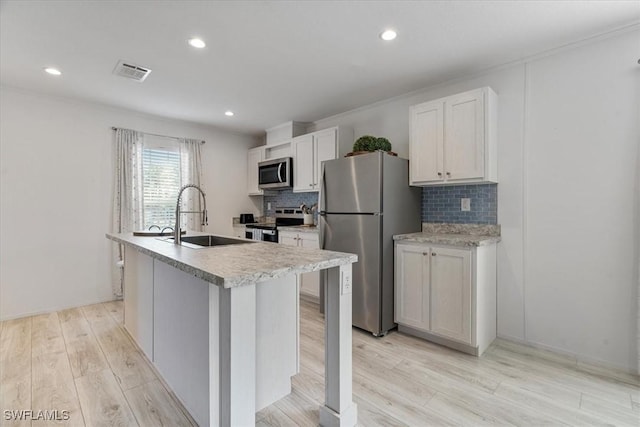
[394,241,496,356]
[279,230,320,300]
[232,224,246,238]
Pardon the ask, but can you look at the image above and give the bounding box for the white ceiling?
[1,1,638,136]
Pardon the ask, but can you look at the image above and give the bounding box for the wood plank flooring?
[1,299,638,426]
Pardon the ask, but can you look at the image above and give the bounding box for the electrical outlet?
[461,198,471,211]
[341,270,352,295]
[267,202,271,210]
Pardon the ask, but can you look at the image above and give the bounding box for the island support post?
[212,262,357,426]
[320,263,358,427]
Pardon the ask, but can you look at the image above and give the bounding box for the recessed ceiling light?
[188,38,206,49]
[380,29,397,41]
[44,67,62,76]
[225,111,234,117]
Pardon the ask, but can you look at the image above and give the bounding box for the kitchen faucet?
[174,184,208,245]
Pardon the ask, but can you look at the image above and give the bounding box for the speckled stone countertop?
[278,225,319,234]
[394,223,501,247]
[106,232,356,288]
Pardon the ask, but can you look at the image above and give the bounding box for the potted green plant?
[347,135,397,157]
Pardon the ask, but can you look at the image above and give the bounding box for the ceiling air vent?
[113,60,152,82]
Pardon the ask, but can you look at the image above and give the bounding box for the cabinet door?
[299,233,320,298]
[247,147,264,195]
[298,233,318,248]
[292,134,314,192]
[429,247,472,344]
[444,89,485,181]
[279,232,299,247]
[314,128,338,190]
[410,101,444,184]
[395,243,430,331]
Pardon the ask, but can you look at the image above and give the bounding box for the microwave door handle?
[277,163,284,183]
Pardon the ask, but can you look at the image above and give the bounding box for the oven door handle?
[277,163,283,183]
[263,230,276,236]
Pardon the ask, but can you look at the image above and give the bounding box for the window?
[140,137,187,230]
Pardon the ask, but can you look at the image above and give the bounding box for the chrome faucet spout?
[174,184,208,245]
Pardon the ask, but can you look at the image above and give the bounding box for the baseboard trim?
[0,296,120,321]
[495,336,640,381]
[398,325,480,356]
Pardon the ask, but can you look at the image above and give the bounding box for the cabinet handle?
[309,183,313,187]
[446,172,451,176]
[422,252,428,256]
[437,172,442,177]
[432,252,437,256]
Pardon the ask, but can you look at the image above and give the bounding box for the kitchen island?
[106,232,358,427]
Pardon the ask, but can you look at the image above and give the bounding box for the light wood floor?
[1,300,638,426]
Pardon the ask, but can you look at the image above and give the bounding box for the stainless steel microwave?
[258,157,293,189]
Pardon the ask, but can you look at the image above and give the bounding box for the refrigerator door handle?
[318,211,325,249]
[319,162,326,213]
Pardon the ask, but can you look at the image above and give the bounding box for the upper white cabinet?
[247,126,353,194]
[247,146,264,196]
[264,141,292,160]
[395,241,496,356]
[292,134,316,192]
[410,87,497,186]
[292,127,353,192]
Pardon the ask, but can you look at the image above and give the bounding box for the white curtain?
[180,138,205,232]
[110,131,203,298]
[111,128,143,298]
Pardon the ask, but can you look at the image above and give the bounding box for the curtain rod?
[111,127,205,144]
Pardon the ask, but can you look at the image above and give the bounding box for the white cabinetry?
[410,87,497,186]
[232,225,246,239]
[292,127,353,192]
[264,141,292,160]
[279,230,320,300]
[394,241,496,356]
[395,244,430,331]
[247,146,265,196]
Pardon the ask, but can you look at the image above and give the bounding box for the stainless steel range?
[245,207,304,242]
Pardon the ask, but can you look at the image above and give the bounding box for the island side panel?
[255,274,298,411]
[320,263,358,427]
[123,246,154,359]
[153,260,210,427]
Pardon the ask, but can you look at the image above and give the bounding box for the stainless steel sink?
[163,235,255,248]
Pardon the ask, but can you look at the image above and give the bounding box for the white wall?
[0,87,260,320]
[309,28,639,372]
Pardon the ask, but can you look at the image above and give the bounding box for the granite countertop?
[106,232,356,289]
[393,223,502,248]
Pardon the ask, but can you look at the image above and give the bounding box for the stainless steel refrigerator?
[319,151,421,336]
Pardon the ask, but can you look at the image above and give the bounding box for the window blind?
[142,147,182,228]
